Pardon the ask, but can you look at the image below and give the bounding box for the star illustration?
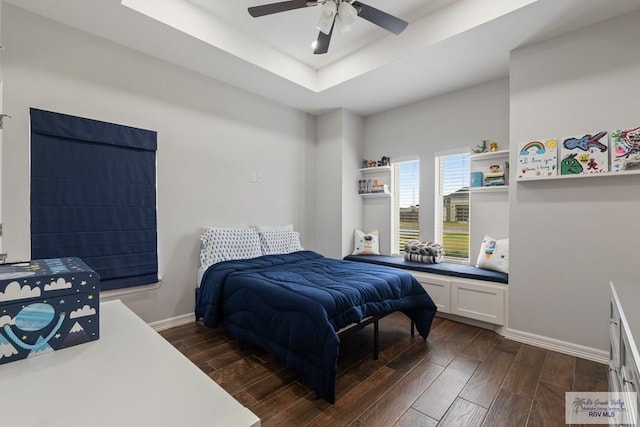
[59,300,65,305]
[88,295,94,300]
[36,281,41,285]
[55,334,61,339]
[81,281,87,286]
[22,335,27,341]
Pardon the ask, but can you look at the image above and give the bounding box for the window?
[30,108,158,291]
[435,153,470,262]
[393,160,419,254]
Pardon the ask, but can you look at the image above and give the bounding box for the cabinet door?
[620,327,639,423]
[610,294,622,373]
[450,279,506,325]
[411,272,451,314]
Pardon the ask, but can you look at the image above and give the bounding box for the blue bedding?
[195,251,437,403]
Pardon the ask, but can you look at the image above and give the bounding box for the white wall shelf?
[517,169,640,182]
[359,192,391,198]
[469,149,509,161]
[470,185,509,193]
[359,166,392,174]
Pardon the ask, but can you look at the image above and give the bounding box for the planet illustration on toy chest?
[14,303,56,331]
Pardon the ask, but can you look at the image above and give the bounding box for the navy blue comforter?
[195,251,437,402]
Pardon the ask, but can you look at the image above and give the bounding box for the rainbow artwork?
[560,131,609,175]
[517,138,558,179]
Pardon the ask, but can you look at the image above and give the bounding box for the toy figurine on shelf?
[490,141,499,152]
[472,140,489,153]
[484,164,506,186]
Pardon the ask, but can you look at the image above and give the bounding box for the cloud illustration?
[44,278,72,291]
[0,342,18,359]
[0,315,15,327]
[70,305,96,319]
[0,281,41,302]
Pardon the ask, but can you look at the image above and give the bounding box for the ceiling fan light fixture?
[336,1,357,33]
[317,1,337,35]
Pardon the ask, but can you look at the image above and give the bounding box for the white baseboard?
[503,328,609,364]
[149,312,195,332]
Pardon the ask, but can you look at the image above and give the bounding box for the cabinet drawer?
[450,279,506,325]
[411,272,451,314]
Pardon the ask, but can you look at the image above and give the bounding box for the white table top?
[0,300,260,427]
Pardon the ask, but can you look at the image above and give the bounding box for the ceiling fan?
[248,0,409,55]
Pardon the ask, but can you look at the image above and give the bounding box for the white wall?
[341,110,364,256]
[1,5,314,323]
[364,79,510,254]
[315,108,364,258]
[315,110,344,257]
[509,10,640,353]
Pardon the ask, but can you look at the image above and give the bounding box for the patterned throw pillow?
[403,240,444,263]
[476,235,509,274]
[258,230,303,255]
[352,230,380,255]
[200,227,263,268]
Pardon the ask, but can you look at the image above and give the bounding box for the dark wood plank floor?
[159,313,608,426]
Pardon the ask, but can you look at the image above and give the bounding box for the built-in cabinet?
[412,271,507,326]
[609,281,640,424]
[358,166,392,197]
[469,150,509,192]
[469,149,510,263]
[359,165,393,254]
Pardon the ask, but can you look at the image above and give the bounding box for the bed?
[194,227,437,403]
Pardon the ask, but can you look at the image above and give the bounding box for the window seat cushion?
[343,255,508,284]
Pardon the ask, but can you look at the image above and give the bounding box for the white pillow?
[352,230,380,255]
[200,227,263,268]
[258,230,303,255]
[476,235,509,274]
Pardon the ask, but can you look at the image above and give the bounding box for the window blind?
[435,153,470,261]
[394,160,420,254]
[30,108,158,291]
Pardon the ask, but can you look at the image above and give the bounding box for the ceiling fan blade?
[314,22,334,55]
[352,1,409,35]
[248,0,316,18]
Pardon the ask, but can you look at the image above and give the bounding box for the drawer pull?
[623,377,635,386]
[610,367,618,374]
[610,319,619,325]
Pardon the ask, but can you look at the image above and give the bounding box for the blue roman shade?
[30,108,158,291]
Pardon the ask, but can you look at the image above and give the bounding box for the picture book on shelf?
[517,139,557,179]
[611,126,640,172]
[559,131,609,175]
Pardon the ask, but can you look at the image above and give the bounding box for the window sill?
[100,277,162,300]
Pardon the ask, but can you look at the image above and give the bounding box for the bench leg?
[373,319,379,360]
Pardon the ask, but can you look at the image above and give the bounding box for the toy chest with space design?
[0,258,100,365]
